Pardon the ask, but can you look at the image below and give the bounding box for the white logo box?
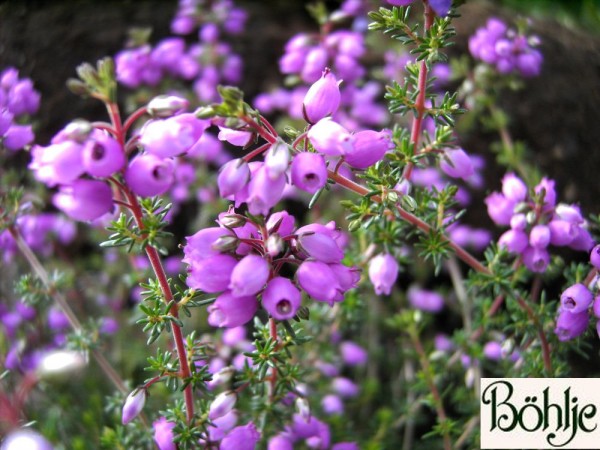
[480,378,600,449]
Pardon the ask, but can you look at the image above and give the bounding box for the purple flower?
[297,231,343,263]
[407,286,445,312]
[206,410,239,442]
[590,244,600,269]
[560,283,593,314]
[554,309,589,342]
[153,417,176,450]
[207,291,258,328]
[522,246,550,273]
[291,152,328,194]
[368,253,398,296]
[440,148,474,180]
[529,224,550,249]
[485,192,515,226]
[332,443,360,450]
[187,254,238,293]
[322,394,344,415]
[183,227,234,265]
[303,69,341,124]
[340,341,367,366]
[344,129,391,169]
[218,126,253,147]
[220,422,260,450]
[548,220,578,246]
[53,179,113,221]
[593,295,600,319]
[268,435,294,450]
[307,118,354,156]
[3,124,34,151]
[297,260,342,305]
[229,254,270,297]
[332,377,360,398]
[498,229,528,254]
[82,130,125,178]
[246,167,287,216]
[501,173,527,202]
[29,141,85,186]
[483,341,503,361]
[262,277,302,320]
[125,154,174,197]
[217,158,250,198]
[122,388,146,424]
[140,113,208,158]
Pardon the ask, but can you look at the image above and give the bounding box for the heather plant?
[1,1,599,449]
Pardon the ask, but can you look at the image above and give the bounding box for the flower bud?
[368,253,398,296]
[265,141,291,179]
[344,129,390,169]
[297,232,343,263]
[529,224,550,249]
[122,388,147,424]
[147,95,189,117]
[340,341,367,366]
[53,179,113,222]
[266,234,284,257]
[554,309,589,341]
[303,69,341,124]
[187,254,238,293]
[295,397,311,420]
[297,260,342,305]
[153,417,176,450]
[440,148,474,180]
[207,291,258,328]
[502,172,527,202]
[209,391,237,420]
[229,254,270,297]
[212,235,240,253]
[36,349,86,378]
[218,158,251,198]
[220,422,260,450]
[307,118,354,156]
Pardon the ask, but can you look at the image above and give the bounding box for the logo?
[480,378,600,449]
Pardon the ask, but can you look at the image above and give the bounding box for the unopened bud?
[211,235,240,252]
[266,234,284,257]
[265,140,290,180]
[211,365,235,386]
[62,120,93,143]
[122,388,147,424]
[295,397,310,420]
[208,391,237,420]
[220,214,247,228]
[147,95,189,118]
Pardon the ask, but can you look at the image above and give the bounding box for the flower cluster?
[486,173,594,272]
[553,245,600,341]
[469,18,543,77]
[183,209,359,328]
[0,213,75,262]
[116,1,245,103]
[0,67,39,151]
[170,0,247,36]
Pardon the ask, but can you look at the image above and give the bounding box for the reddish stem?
[241,114,277,145]
[327,169,490,275]
[122,187,196,422]
[243,142,272,162]
[123,106,149,134]
[516,296,553,373]
[402,2,435,181]
[106,103,196,422]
